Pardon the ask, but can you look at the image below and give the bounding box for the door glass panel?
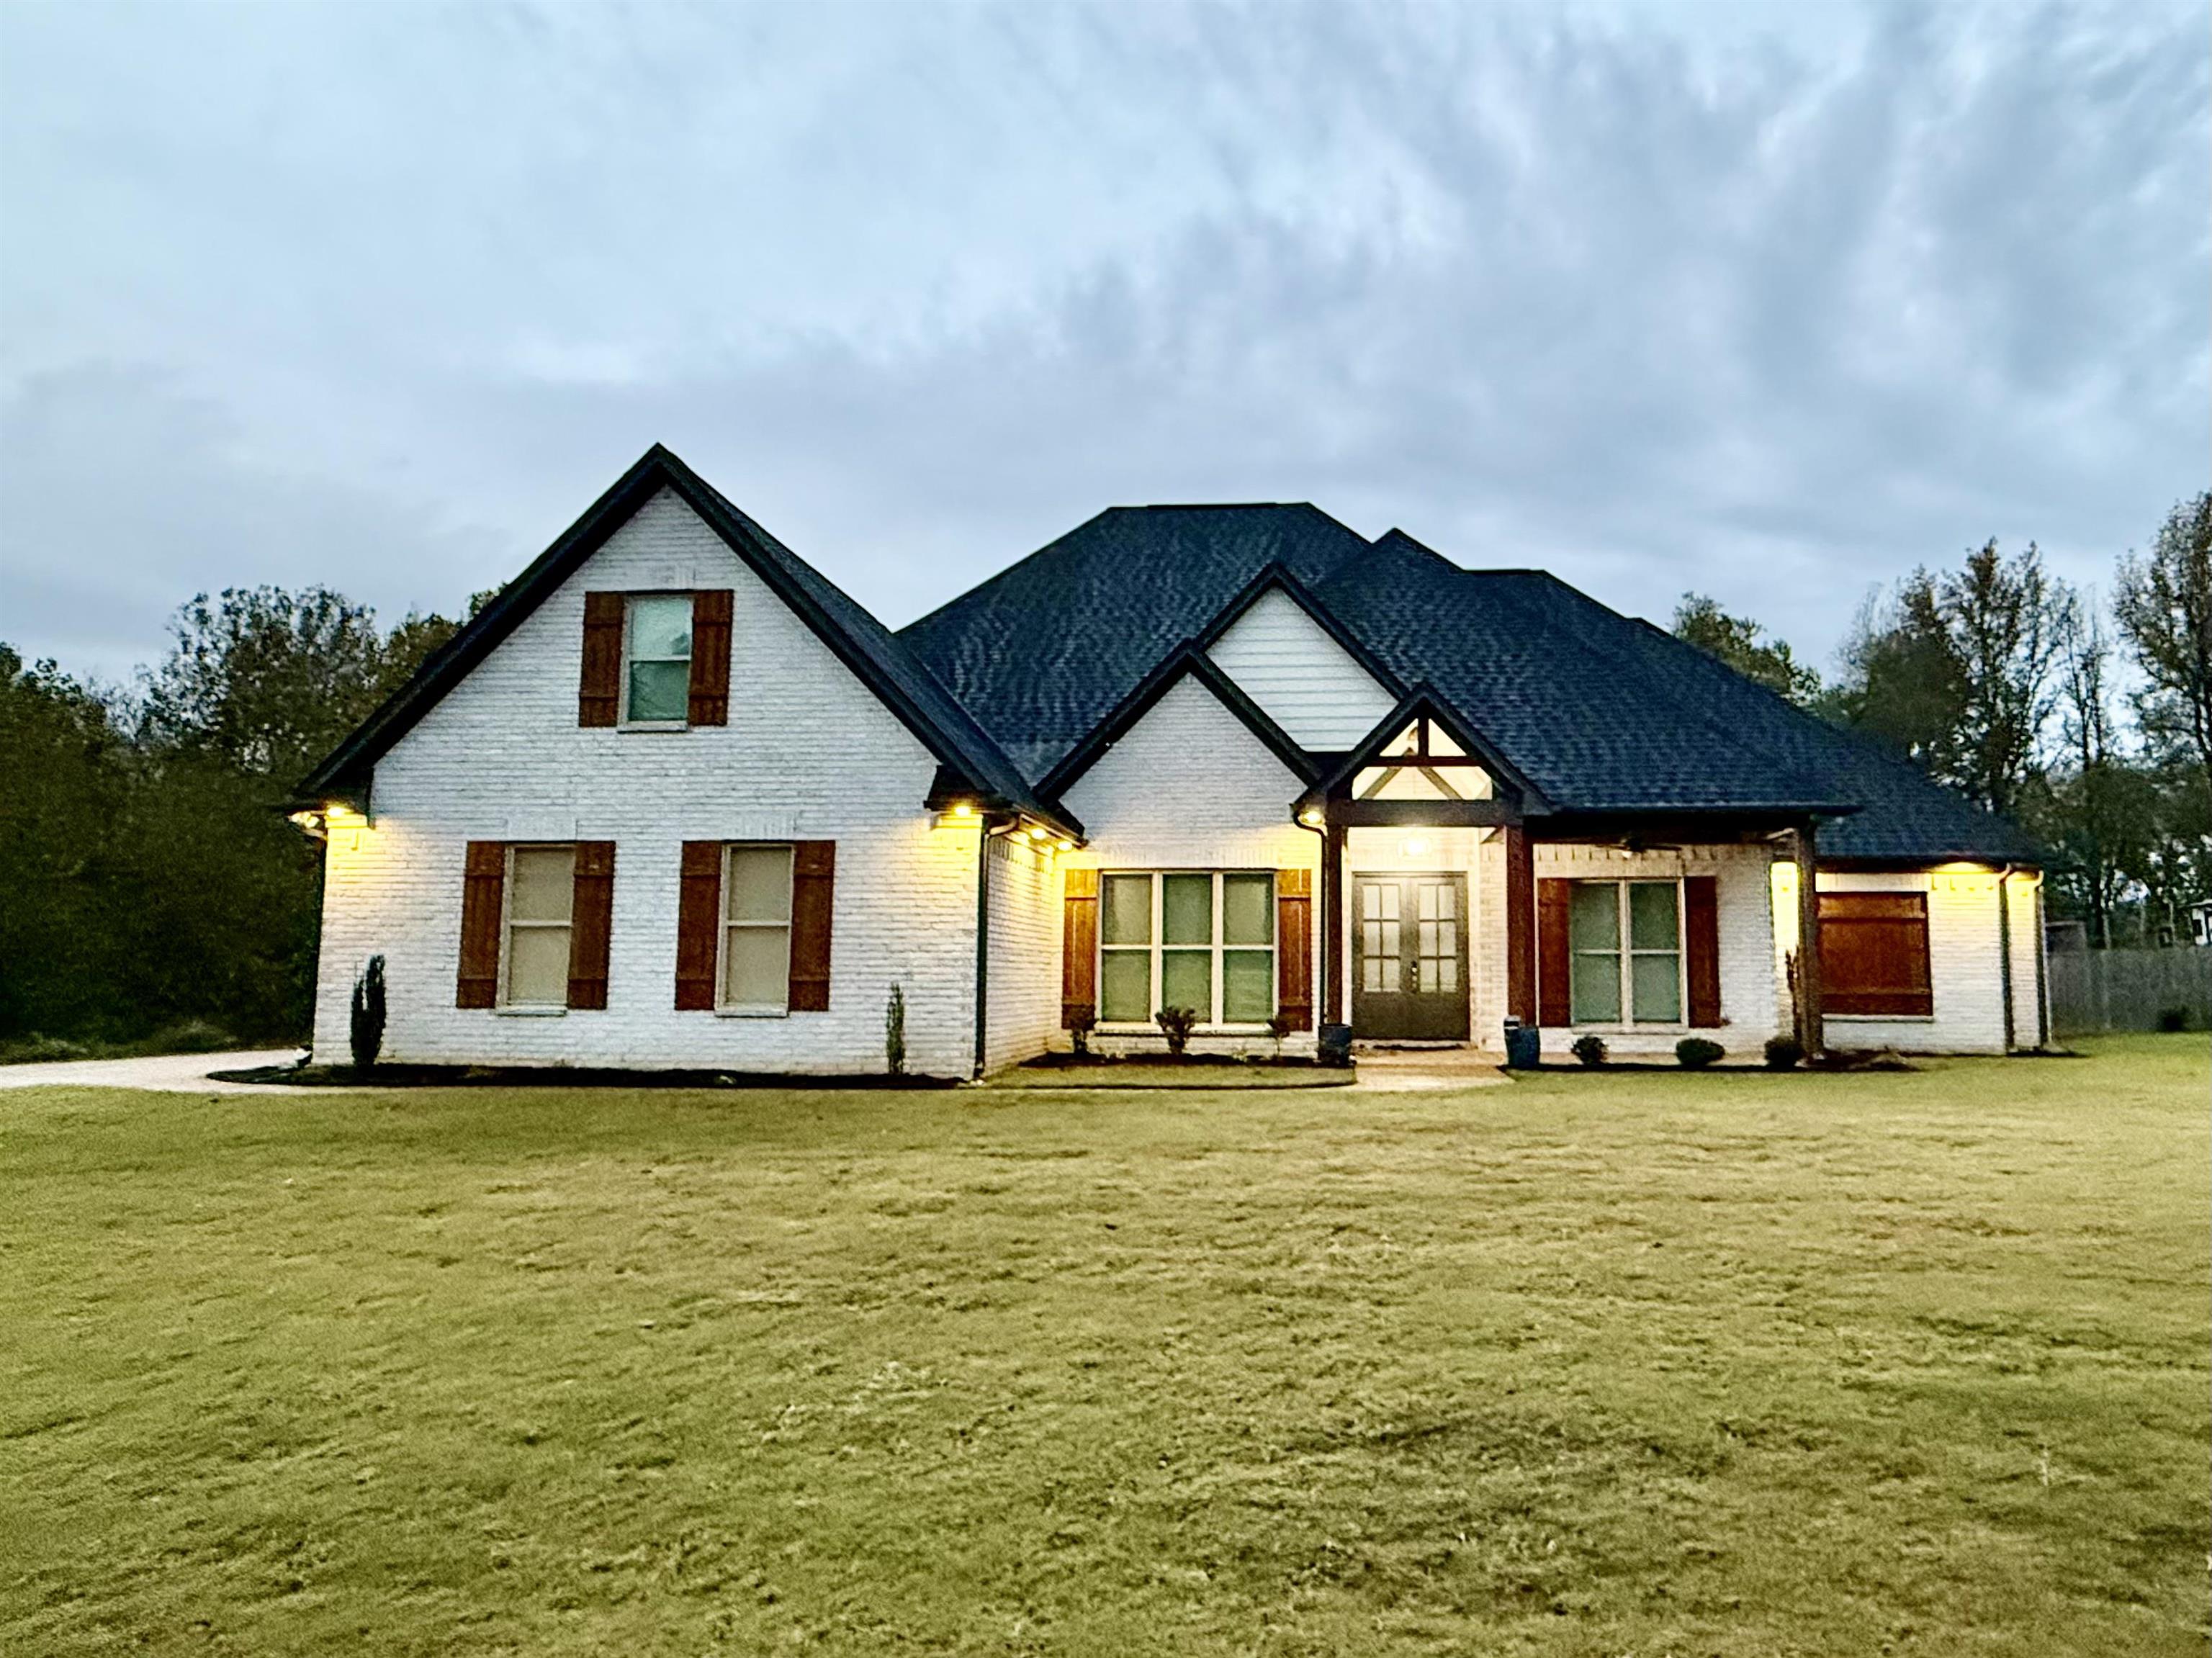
[1629,882,1678,950]
[1160,950,1212,1020]
[1221,873,1273,946]
[1100,951,1151,1022]
[1101,875,1152,946]
[1162,875,1213,946]
[723,927,791,1007]
[1223,950,1272,1022]
[1632,953,1681,1023]
[509,846,575,922]
[507,927,571,1004]
[1359,883,1401,993]
[726,845,792,923]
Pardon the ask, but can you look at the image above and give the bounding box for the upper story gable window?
[579,590,732,729]
[623,595,693,724]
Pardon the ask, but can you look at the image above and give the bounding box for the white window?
[623,594,693,724]
[721,843,794,1012]
[1097,871,1274,1026]
[1569,879,1681,1025]
[503,844,575,1006]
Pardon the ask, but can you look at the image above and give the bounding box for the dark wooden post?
[1503,824,1534,1026]
[1321,816,1346,1027]
[1792,821,1824,1057]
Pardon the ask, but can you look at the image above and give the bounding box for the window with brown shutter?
[788,842,835,1012]
[1275,868,1313,1031]
[688,590,733,726]
[1062,868,1098,1027]
[457,841,506,1008]
[579,593,624,726]
[1536,878,1571,1026]
[566,842,616,1009]
[1684,875,1721,1027]
[1818,892,1933,1015]
[675,841,722,1010]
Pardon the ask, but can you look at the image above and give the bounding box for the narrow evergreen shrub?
[884,983,907,1076]
[349,955,387,1070]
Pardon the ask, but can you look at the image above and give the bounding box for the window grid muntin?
[501,843,575,1006]
[1096,871,1277,1030]
[720,842,794,1012]
[1569,878,1686,1027]
[621,593,693,724]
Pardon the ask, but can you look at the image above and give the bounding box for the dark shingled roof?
[298,447,1076,837]
[904,509,2043,865]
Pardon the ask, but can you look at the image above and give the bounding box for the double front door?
[1351,873,1470,1040]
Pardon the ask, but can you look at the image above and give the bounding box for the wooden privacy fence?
[2046,947,2212,1035]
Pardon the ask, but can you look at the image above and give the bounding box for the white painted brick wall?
[1799,869,2013,1055]
[984,832,1061,1072]
[1057,675,1320,1058]
[312,489,981,1076]
[1530,842,1781,1060]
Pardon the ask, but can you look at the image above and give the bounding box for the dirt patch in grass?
[2,1035,2204,1655]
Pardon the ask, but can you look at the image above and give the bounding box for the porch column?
[1791,820,1825,1057]
[1321,816,1346,1027]
[1503,824,1535,1027]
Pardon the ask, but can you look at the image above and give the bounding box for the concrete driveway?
[0,1049,310,1093]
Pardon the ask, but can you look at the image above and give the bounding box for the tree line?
[2,496,2206,1055]
[1674,494,2211,948]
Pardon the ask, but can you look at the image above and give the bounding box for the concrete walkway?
[1352,1045,1511,1091]
[0,1049,310,1094]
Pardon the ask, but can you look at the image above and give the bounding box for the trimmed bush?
[1570,1033,1608,1068]
[1066,1001,1097,1057]
[1763,1034,1804,1070]
[1676,1037,1725,1070]
[2156,1006,2190,1033]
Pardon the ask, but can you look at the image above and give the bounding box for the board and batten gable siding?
[310,487,980,1076]
[1205,587,1400,750]
[1530,842,1781,1060]
[1781,868,2017,1055]
[1056,673,1319,1055]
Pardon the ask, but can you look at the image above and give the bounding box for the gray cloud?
[1,1,2203,682]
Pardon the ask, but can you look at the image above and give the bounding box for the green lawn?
[2,1038,2205,1656]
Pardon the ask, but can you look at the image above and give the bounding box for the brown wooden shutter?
[1684,875,1721,1027]
[1276,868,1313,1031]
[1504,825,1536,1024]
[457,841,506,1009]
[688,590,733,726]
[1817,892,1933,1015]
[675,841,722,1010]
[1537,878,1572,1027]
[566,842,616,1009]
[580,593,624,726]
[788,842,835,1012]
[1061,867,1098,1027]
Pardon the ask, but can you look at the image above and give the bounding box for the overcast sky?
[2,1,2205,685]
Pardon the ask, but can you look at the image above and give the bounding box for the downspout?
[1295,809,1327,1030]
[1995,864,2016,1053]
[2033,875,2051,1048]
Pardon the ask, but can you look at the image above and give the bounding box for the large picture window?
[503,844,576,1006]
[1098,871,1274,1026]
[1569,879,1682,1025]
[623,594,693,723]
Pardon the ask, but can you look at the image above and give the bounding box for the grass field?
[2,1037,2205,1655]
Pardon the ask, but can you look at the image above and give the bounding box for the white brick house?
[296,448,2049,1074]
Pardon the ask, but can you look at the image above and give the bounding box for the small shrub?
[1156,1006,1199,1057]
[349,955,387,1070]
[1265,1013,1295,1060]
[1763,1034,1804,1070]
[1570,1033,1608,1068]
[2155,1005,2190,1033]
[1066,1002,1097,1058]
[1676,1037,1725,1070]
[884,983,907,1076]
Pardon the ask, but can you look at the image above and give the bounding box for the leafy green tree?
[2114,492,2212,788]
[1819,571,1969,779]
[2035,597,2162,945]
[1671,594,1821,703]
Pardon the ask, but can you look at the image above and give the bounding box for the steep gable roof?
[1038,644,1320,798]
[295,446,1076,837]
[899,503,1375,780]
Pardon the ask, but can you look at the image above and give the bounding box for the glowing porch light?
[1298,807,1323,827]
[1401,836,1429,857]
